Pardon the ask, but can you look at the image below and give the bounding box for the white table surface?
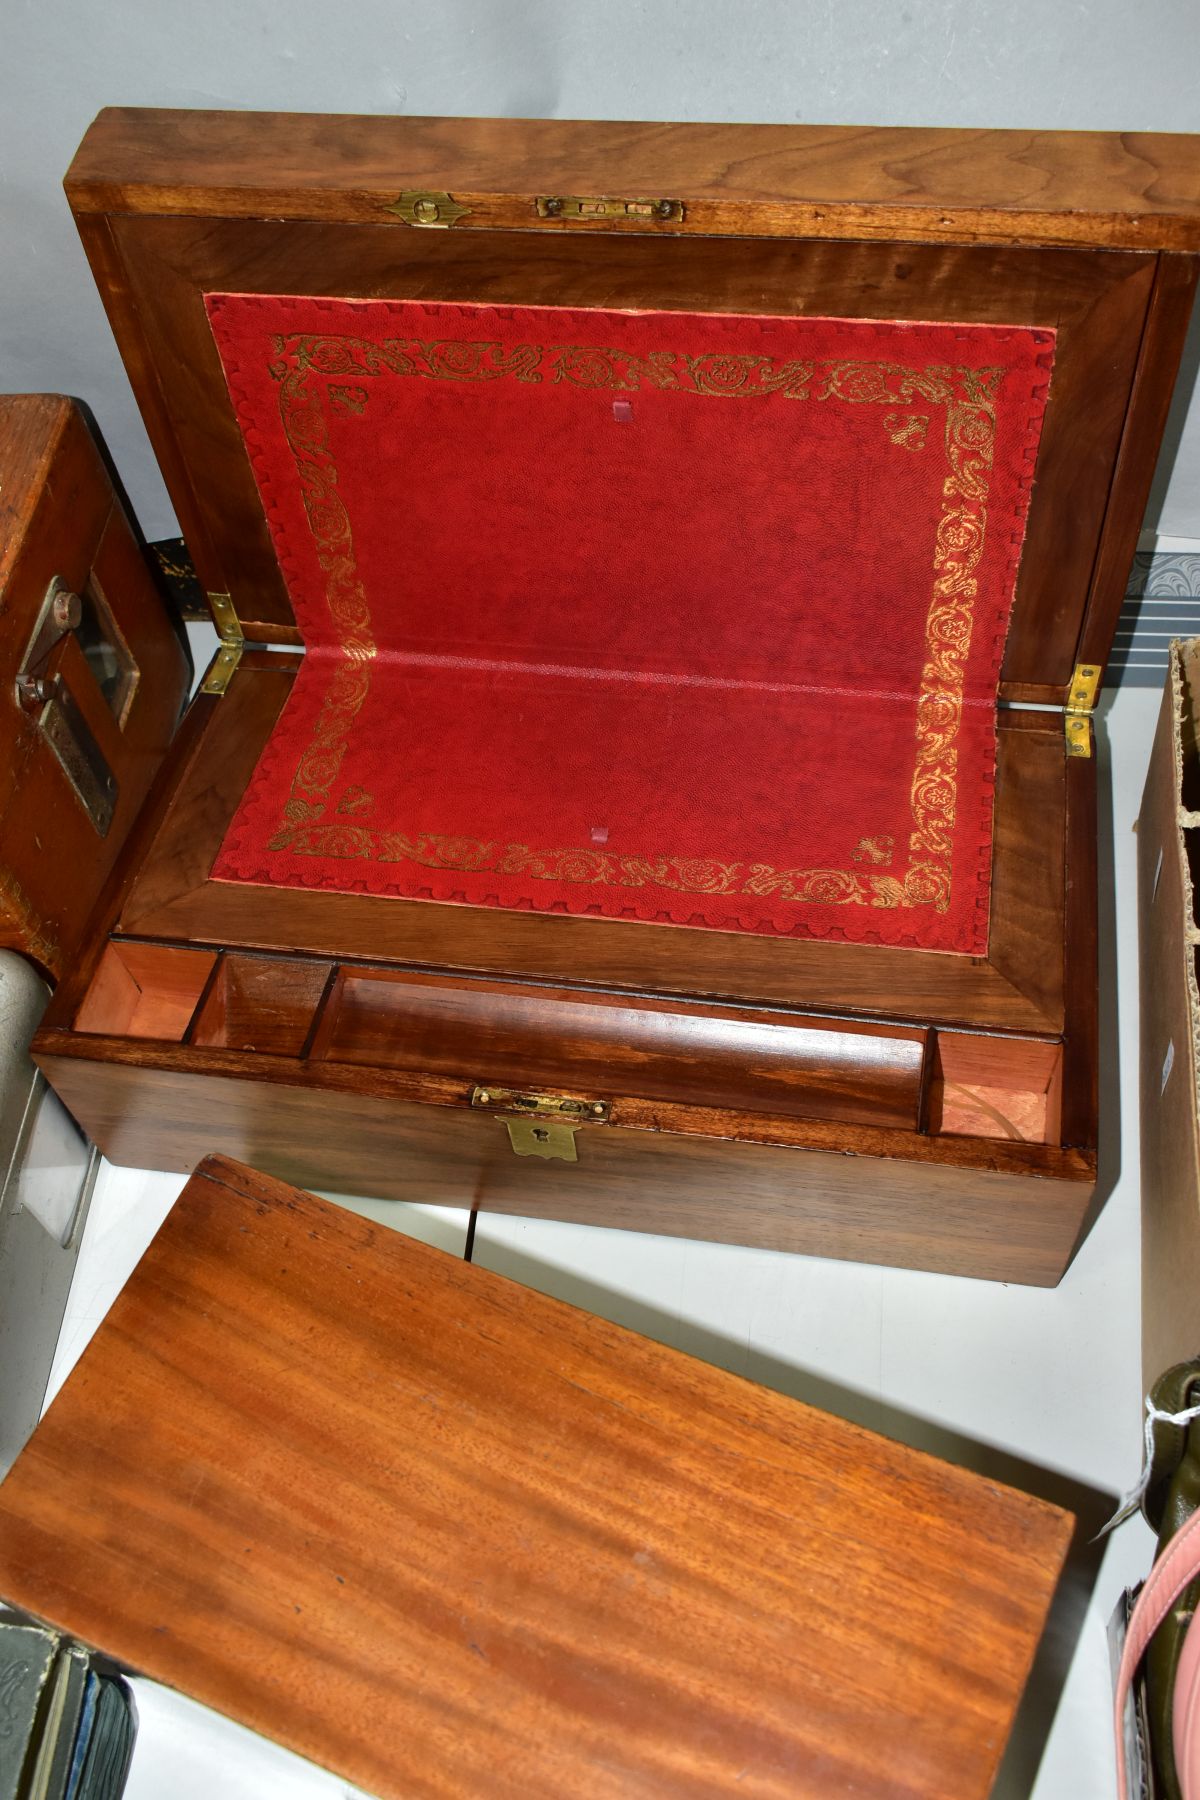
[39,681,1161,1800]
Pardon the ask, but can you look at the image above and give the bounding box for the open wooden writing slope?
[0,1154,1072,1799]
[7,113,1200,1282]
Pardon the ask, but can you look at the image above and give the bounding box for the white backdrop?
[3,0,1199,539]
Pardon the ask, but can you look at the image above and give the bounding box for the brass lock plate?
[470,1087,611,1163]
[502,1117,581,1162]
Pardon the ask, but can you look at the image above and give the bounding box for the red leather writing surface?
[205,295,1053,954]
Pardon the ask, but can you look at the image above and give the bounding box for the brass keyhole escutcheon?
[471,1087,610,1163]
[501,1117,581,1162]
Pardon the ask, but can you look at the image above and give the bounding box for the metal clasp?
[471,1086,611,1163]
[536,194,684,223]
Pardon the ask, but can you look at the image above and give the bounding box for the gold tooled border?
[259,332,1003,916]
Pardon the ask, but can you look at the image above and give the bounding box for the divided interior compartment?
[928,1033,1064,1145]
[74,944,329,1052]
[309,968,929,1128]
[189,954,330,1055]
[71,941,1065,1145]
[74,942,217,1040]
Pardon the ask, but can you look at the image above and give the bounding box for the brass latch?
[471,1087,611,1163]
[1064,661,1102,758]
[200,591,245,696]
[536,195,684,224]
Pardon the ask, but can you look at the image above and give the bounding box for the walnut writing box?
[10,111,1200,1283]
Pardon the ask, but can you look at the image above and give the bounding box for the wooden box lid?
[0,1154,1071,1797]
[0,395,189,980]
[64,110,1200,704]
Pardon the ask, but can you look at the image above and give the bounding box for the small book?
[0,1623,59,1800]
[27,1642,87,1800]
[62,1673,99,1800]
[0,1621,135,1800]
[69,1676,135,1800]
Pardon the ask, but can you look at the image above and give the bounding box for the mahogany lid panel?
[67,110,1200,252]
[71,168,1170,698]
[0,1154,1071,1797]
[65,112,1200,693]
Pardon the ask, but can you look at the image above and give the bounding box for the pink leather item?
[1175,1593,1200,1798]
[1115,1505,1200,1798]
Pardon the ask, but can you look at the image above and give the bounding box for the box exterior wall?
[37,1050,1094,1286]
[0,396,190,981]
[1140,642,1200,1387]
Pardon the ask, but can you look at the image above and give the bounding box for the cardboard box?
[1139,638,1200,1385]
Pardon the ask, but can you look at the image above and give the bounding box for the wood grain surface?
[1075,254,1200,678]
[25,113,1166,1282]
[70,195,1157,698]
[0,394,190,978]
[0,1155,1072,1797]
[310,968,929,1128]
[30,1054,1095,1283]
[66,110,1200,252]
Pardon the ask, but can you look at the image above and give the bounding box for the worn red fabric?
[205,294,1054,954]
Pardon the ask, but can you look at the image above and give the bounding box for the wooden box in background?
[0,394,188,980]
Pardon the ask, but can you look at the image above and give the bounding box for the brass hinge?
[1064,662,1102,758]
[471,1086,611,1163]
[200,591,245,696]
[536,194,684,224]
